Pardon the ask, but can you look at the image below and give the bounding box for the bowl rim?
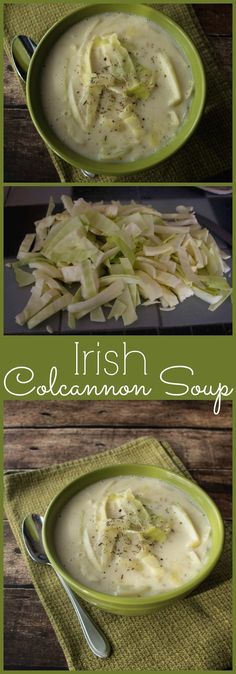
[42,463,224,606]
[26,3,206,175]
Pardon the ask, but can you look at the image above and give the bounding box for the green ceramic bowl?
[26,3,206,176]
[43,463,223,615]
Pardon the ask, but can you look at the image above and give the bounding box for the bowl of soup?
[26,4,205,175]
[42,463,223,615]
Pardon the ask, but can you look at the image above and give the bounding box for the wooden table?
[4,400,232,670]
[4,5,232,183]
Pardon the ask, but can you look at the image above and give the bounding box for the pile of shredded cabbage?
[11,196,232,330]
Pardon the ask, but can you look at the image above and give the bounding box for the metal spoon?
[22,513,111,659]
[11,35,96,179]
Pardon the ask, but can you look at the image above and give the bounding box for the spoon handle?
[55,571,111,659]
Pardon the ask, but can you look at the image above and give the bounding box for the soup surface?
[41,12,194,162]
[54,476,211,596]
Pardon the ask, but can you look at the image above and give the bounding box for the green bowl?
[26,3,206,176]
[43,463,223,615]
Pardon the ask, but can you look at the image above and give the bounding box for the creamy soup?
[54,476,211,596]
[41,12,194,162]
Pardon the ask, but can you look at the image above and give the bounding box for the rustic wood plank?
[195,5,232,35]
[4,108,58,183]
[4,395,232,670]
[4,400,232,429]
[4,522,32,586]
[4,588,67,670]
[4,427,232,471]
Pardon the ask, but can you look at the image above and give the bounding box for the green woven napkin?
[4,436,232,670]
[4,3,231,183]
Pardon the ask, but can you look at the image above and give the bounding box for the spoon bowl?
[12,35,37,82]
[22,513,48,563]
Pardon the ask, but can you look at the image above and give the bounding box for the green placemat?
[4,436,232,670]
[4,3,231,183]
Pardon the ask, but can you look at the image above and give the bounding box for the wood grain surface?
[4,5,232,182]
[4,400,232,670]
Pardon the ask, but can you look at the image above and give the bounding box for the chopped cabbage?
[11,197,232,329]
